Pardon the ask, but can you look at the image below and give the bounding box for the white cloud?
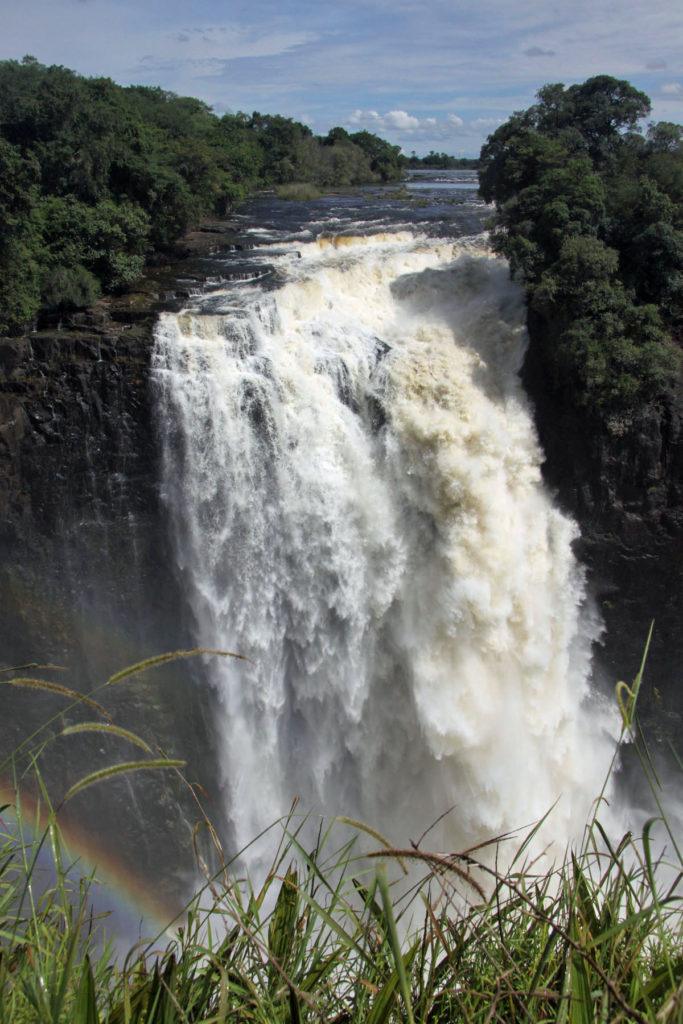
[384,110,421,130]
[349,108,465,137]
[471,117,506,129]
[158,23,317,63]
[350,110,423,131]
[661,82,682,95]
[345,107,503,154]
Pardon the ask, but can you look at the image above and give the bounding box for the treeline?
[479,76,683,412]
[406,151,479,169]
[0,56,404,334]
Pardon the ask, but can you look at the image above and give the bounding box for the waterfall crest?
[153,231,616,858]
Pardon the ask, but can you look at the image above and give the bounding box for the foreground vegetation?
[0,56,407,334]
[0,648,681,1022]
[479,75,683,414]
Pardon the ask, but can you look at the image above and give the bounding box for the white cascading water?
[153,231,616,862]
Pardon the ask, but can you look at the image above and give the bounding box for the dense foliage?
[0,56,405,334]
[479,76,683,411]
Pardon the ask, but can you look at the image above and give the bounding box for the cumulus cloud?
[471,117,506,130]
[348,109,416,131]
[661,82,682,95]
[349,108,462,136]
[345,107,502,153]
[384,110,421,130]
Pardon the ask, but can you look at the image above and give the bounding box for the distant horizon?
[2,0,681,159]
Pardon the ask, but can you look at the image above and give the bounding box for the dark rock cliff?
[0,288,219,910]
[0,223,240,907]
[522,307,683,729]
[0,309,177,665]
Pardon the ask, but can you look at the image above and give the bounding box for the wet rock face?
[0,311,218,911]
[522,309,683,720]
[0,319,165,657]
[0,244,227,667]
[0,232,241,907]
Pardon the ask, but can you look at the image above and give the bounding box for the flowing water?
[152,173,617,866]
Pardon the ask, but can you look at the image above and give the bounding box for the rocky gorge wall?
[0,311,176,671]
[522,307,683,738]
[0,219,238,682]
[0,276,222,911]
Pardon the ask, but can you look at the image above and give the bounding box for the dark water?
[237,168,485,238]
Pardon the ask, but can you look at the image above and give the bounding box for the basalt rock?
[0,228,239,672]
[0,289,221,912]
[522,307,683,730]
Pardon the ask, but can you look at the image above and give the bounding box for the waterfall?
[152,230,616,862]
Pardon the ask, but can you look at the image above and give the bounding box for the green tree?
[0,138,41,332]
[479,76,681,410]
[349,130,404,180]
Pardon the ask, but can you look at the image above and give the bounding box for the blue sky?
[2,0,681,156]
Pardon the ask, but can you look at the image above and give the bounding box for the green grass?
[0,646,681,1022]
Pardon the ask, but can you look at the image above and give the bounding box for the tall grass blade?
[59,722,153,753]
[376,864,415,1024]
[0,664,66,675]
[267,866,299,974]
[366,968,401,1024]
[1,677,111,720]
[62,759,186,804]
[103,649,249,689]
[569,947,593,1024]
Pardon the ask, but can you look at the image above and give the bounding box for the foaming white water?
[153,231,617,861]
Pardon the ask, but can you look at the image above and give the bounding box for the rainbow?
[0,779,188,957]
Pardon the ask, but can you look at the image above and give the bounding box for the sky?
[1,0,681,157]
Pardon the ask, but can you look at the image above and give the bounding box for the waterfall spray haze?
[153,230,618,866]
